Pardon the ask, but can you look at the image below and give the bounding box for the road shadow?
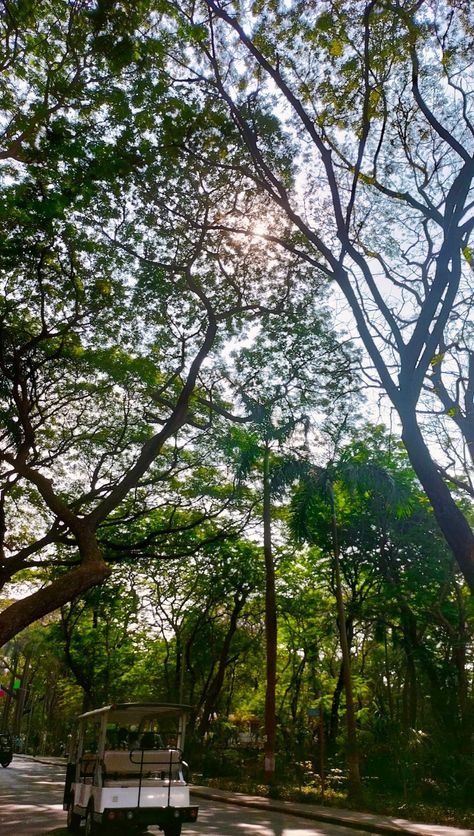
[40,830,159,835]
[38,830,68,835]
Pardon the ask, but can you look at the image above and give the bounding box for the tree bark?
[400,410,474,594]
[0,527,110,646]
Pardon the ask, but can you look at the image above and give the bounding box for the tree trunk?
[330,497,361,797]
[263,442,277,784]
[401,649,418,731]
[13,652,31,739]
[453,581,469,725]
[329,663,344,749]
[400,410,474,594]
[1,652,18,730]
[401,609,419,730]
[384,629,394,722]
[0,527,110,646]
[197,591,247,738]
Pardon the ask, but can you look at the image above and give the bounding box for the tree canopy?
[0,0,309,643]
[169,0,474,592]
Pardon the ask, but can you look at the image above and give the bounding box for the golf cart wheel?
[163,824,182,836]
[84,803,100,835]
[66,796,81,833]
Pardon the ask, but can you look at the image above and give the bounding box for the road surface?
[0,757,378,835]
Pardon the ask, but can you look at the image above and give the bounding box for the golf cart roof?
[77,703,192,724]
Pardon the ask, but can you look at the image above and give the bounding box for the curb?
[190,787,474,836]
[15,754,66,767]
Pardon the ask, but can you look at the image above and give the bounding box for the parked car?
[0,732,13,767]
[63,702,198,836]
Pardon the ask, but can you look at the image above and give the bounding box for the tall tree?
[0,1,296,644]
[177,0,474,592]
[290,424,470,791]
[291,462,364,795]
[221,297,356,782]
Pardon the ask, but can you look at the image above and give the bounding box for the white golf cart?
[63,702,198,836]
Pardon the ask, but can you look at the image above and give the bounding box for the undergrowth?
[196,775,474,829]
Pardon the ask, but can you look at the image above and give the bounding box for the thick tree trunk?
[453,582,469,724]
[0,528,110,646]
[1,319,218,647]
[400,410,474,594]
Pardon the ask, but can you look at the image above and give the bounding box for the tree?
[177,0,474,592]
[227,420,281,783]
[57,581,143,711]
[220,297,357,782]
[291,462,365,795]
[118,534,264,730]
[0,621,83,754]
[0,0,296,644]
[290,424,472,794]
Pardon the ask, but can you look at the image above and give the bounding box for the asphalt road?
[0,757,377,835]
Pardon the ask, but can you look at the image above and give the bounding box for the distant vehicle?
[0,731,13,767]
[63,702,199,836]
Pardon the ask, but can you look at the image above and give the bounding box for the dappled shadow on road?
[40,827,158,835]
[186,800,342,835]
[40,830,68,835]
[0,802,66,833]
